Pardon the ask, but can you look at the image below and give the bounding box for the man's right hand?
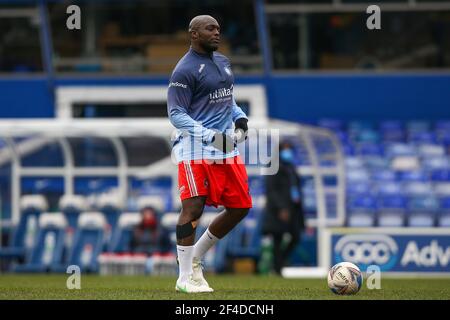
[211,132,236,153]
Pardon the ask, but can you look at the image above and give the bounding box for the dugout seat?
[13,213,67,272]
[0,195,48,262]
[53,212,107,273]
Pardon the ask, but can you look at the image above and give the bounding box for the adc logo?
[334,234,398,271]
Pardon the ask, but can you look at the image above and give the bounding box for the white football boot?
[192,257,214,292]
[175,275,213,293]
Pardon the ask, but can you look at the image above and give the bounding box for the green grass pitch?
[0,274,449,300]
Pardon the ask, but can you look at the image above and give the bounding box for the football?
[327,262,363,295]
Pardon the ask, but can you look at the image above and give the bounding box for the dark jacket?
[262,162,305,235]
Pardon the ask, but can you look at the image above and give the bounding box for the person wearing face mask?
[130,206,171,255]
[262,141,305,275]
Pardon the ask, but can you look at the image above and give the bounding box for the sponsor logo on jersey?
[169,82,188,89]
[209,85,233,102]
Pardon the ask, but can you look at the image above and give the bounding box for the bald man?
[167,15,252,293]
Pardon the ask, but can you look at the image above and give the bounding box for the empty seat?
[317,119,343,132]
[397,171,428,183]
[97,193,124,244]
[355,143,384,156]
[377,195,407,227]
[417,144,445,157]
[14,213,67,272]
[59,195,88,230]
[0,195,48,261]
[438,197,450,227]
[430,169,450,182]
[108,212,142,253]
[371,169,396,182]
[407,196,439,227]
[61,212,107,273]
[347,195,377,227]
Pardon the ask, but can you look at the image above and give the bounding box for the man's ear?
[191,31,198,40]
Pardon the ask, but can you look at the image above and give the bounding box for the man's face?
[193,20,220,52]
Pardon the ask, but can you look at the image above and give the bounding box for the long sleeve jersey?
[167,47,248,162]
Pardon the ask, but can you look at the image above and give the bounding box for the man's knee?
[181,196,205,220]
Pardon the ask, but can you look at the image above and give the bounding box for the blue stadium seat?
[397,171,428,183]
[97,193,124,246]
[160,212,179,254]
[438,197,450,227]
[407,195,439,227]
[108,212,141,253]
[364,156,389,170]
[371,169,396,182]
[13,213,67,272]
[0,195,48,262]
[376,181,403,195]
[355,143,384,156]
[403,182,433,196]
[377,195,407,227]
[56,212,107,273]
[59,195,88,230]
[422,156,450,170]
[407,121,431,134]
[430,169,450,182]
[226,210,263,260]
[409,131,437,144]
[380,121,405,143]
[386,143,417,158]
[317,119,343,132]
[346,169,370,182]
[347,194,377,227]
[347,181,372,195]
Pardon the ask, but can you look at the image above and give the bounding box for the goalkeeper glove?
[234,118,248,143]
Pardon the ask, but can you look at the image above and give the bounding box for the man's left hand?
[234,118,248,143]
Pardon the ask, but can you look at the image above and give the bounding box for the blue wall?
[1,73,449,121]
[0,77,54,118]
[263,74,450,122]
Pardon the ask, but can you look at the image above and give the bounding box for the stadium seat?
[417,144,445,157]
[422,156,450,170]
[397,171,428,183]
[438,197,450,227]
[59,195,88,229]
[108,212,141,252]
[355,143,384,156]
[13,213,67,272]
[409,131,438,144]
[317,119,343,132]
[377,195,407,227]
[0,195,48,261]
[56,212,107,273]
[386,143,417,158]
[380,121,405,143]
[226,210,263,260]
[137,195,166,213]
[407,195,439,227]
[430,169,450,182]
[371,169,396,182]
[347,195,377,227]
[97,193,124,245]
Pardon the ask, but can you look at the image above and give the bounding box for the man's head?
[189,15,220,53]
[279,140,295,164]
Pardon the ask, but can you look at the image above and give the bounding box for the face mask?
[280,149,294,163]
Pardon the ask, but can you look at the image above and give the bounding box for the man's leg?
[280,230,300,268]
[272,233,283,275]
[176,196,205,285]
[193,207,249,260]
